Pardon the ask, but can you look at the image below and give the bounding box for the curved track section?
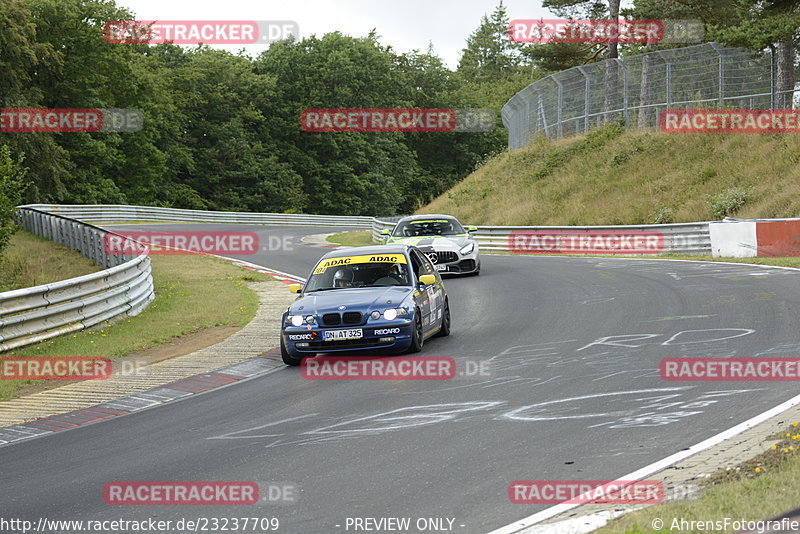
[2,223,800,534]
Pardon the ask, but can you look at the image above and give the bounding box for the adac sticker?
[313,254,407,274]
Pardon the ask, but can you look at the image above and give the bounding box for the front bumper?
[437,257,480,275]
[422,249,481,275]
[282,322,414,355]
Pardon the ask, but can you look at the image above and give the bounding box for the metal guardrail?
[0,209,155,352]
[371,218,397,243]
[20,204,713,254]
[373,219,711,254]
[20,204,374,228]
[0,204,708,354]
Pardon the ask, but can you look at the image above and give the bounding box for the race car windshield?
[392,219,465,237]
[305,262,412,291]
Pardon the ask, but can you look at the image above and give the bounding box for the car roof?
[396,214,460,223]
[319,244,411,259]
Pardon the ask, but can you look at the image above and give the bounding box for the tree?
[0,0,508,216]
[458,1,522,83]
[631,0,799,106]
[0,0,65,201]
[0,146,29,256]
[522,0,609,72]
[255,32,425,215]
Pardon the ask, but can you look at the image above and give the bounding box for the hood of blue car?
[290,286,413,316]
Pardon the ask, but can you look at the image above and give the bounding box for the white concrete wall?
[709,221,757,257]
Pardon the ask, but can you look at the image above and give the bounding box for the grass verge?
[421,124,800,225]
[326,230,374,247]
[1,248,274,401]
[595,421,800,533]
[0,231,101,292]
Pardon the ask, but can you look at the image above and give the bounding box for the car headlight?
[288,315,303,327]
[460,242,475,255]
[383,308,408,320]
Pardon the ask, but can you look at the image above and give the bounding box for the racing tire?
[407,310,424,353]
[281,336,304,366]
[437,298,450,337]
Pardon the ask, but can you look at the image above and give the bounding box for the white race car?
[380,214,480,276]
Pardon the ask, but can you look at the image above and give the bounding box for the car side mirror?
[467,225,478,233]
[418,274,436,286]
[288,284,303,294]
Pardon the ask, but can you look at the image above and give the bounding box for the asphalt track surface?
[3,223,800,534]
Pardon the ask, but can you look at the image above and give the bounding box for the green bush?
[650,206,675,224]
[707,187,753,219]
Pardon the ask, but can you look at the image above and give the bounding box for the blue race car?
[280,245,450,366]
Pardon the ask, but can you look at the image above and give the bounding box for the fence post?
[537,92,550,138]
[770,45,777,109]
[657,51,672,109]
[554,77,563,138]
[709,42,724,106]
[577,66,590,133]
[615,58,628,127]
[523,98,532,146]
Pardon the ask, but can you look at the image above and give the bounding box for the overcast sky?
[117,0,556,68]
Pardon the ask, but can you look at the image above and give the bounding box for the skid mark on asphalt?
[642,314,714,322]
[500,388,762,430]
[588,260,795,280]
[201,325,792,451]
[581,297,616,305]
[208,402,506,448]
[206,388,766,450]
[208,413,320,440]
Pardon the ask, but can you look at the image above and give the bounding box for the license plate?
[435,264,448,271]
[322,329,363,341]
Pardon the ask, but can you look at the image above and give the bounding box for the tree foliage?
[1,0,794,221]
[0,145,29,255]
[0,0,530,217]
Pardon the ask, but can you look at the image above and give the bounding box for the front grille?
[306,338,393,350]
[343,312,362,324]
[437,251,458,264]
[457,259,476,271]
[322,313,341,326]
